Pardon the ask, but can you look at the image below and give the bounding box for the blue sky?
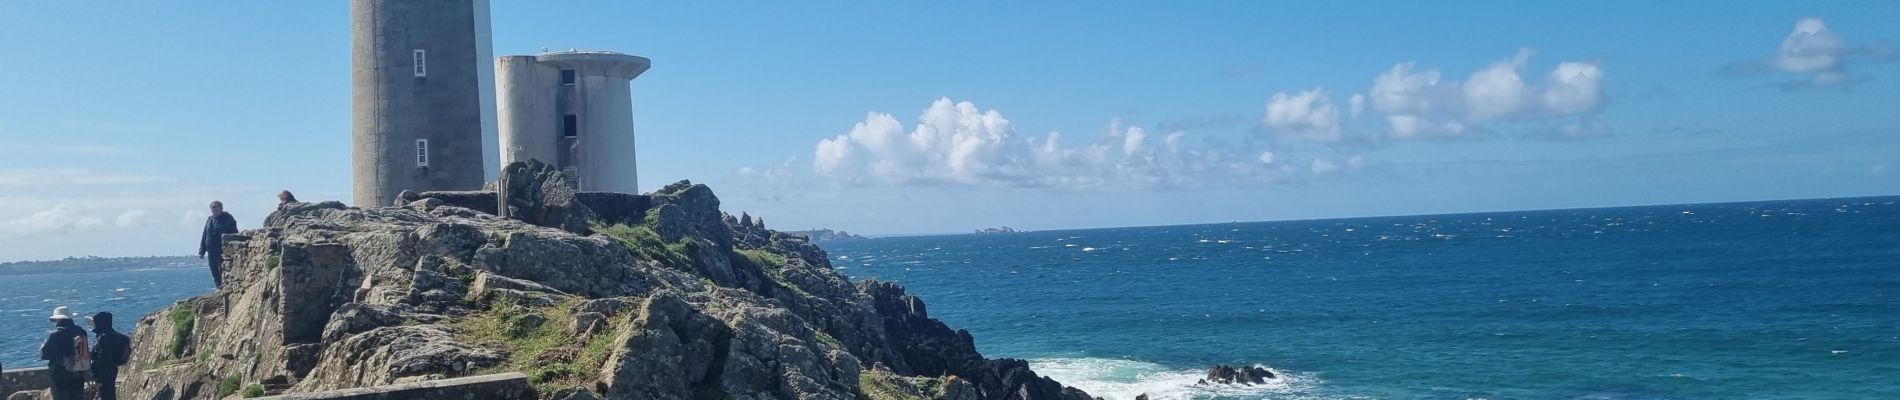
[2,1,1897,261]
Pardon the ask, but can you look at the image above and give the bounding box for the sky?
[1,1,1898,261]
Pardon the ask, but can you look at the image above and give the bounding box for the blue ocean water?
[0,268,211,370]
[826,197,1900,400]
[1,197,1893,399]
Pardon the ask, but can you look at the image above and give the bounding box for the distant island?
[782,228,869,241]
[0,255,200,276]
[975,226,1019,234]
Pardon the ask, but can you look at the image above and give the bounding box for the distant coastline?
[0,255,201,276]
[781,228,870,241]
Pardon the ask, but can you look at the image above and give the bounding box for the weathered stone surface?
[496,159,593,233]
[0,367,49,398]
[253,372,533,400]
[116,176,1097,400]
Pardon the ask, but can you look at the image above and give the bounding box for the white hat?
[49,306,74,320]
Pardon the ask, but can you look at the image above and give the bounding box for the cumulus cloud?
[810,97,1358,189]
[0,205,105,237]
[1263,88,1342,142]
[1365,49,1606,139]
[114,209,147,228]
[1728,18,1892,89]
[1774,18,1849,85]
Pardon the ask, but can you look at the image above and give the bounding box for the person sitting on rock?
[89,312,131,400]
[198,200,240,288]
[277,190,300,210]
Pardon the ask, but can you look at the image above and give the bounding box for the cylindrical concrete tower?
[351,0,488,207]
[496,51,650,193]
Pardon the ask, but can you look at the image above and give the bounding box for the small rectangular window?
[560,69,576,85]
[562,115,579,138]
[413,49,427,77]
[415,139,430,166]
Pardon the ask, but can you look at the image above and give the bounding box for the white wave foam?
[1030,358,1316,400]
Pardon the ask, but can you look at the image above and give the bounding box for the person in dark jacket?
[89,312,130,400]
[38,306,86,400]
[198,200,240,288]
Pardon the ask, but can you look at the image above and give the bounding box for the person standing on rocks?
[88,312,130,400]
[38,306,87,400]
[198,200,240,288]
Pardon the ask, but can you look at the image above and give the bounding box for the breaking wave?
[1029,358,1325,400]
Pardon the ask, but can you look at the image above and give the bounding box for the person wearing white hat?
[38,306,88,400]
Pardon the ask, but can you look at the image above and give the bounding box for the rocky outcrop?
[118,163,1095,400]
[1199,364,1275,386]
[496,159,593,233]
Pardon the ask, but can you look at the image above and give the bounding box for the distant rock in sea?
[782,228,869,241]
[974,226,1018,235]
[105,162,1096,400]
[1198,364,1276,386]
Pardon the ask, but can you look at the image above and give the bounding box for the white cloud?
[1310,159,1340,175]
[813,135,855,175]
[1263,88,1342,142]
[0,168,175,187]
[1364,49,1605,139]
[115,209,147,228]
[0,205,105,237]
[1774,18,1846,78]
[1733,17,1890,88]
[1258,151,1275,164]
[1123,126,1148,156]
[811,97,1341,189]
[1163,131,1186,153]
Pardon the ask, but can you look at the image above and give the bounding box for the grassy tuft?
[242,384,266,398]
[735,249,787,269]
[215,376,242,399]
[456,296,624,390]
[857,368,949,400]
[168,303,196,358]
[263,254,280,271]
[593,222,696,271]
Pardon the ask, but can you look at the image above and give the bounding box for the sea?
[3,197,1895,399]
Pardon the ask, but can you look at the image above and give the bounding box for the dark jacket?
[39,319,85,382]
[200,211,239,254]
[91,312,131,370]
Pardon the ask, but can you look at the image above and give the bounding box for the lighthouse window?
[560,69,576,85]
[415,139,430,166]
[562,115,579,138]
[413,50,427,77]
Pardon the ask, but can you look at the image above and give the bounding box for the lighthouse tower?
[350,0,496,207]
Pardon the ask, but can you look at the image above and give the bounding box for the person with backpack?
[38,306,88,400]
[89,312,131,400]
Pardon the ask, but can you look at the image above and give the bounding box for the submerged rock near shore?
[115,164,1095,400]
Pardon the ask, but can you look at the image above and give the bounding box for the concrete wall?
[496,56,561,169]
[473,0,499,181]
[351,0,488,208]
[496,51,650,194]
[0,367,50,397]
[250,372,534,400]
